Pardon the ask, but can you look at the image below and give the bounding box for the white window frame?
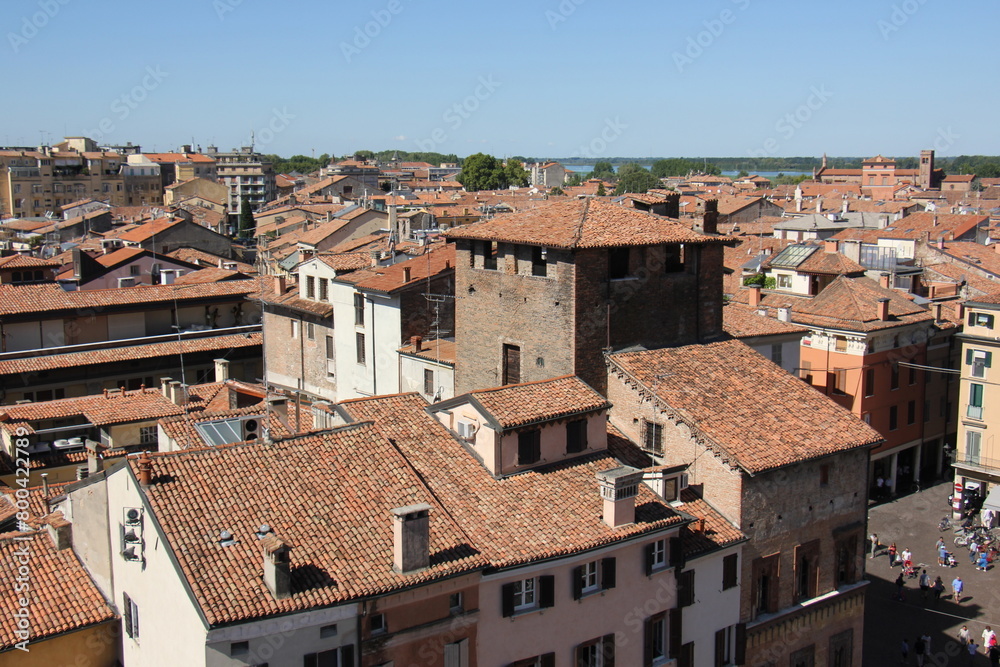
[512,577,537,611]
[777,273,792,289]
[970,349,990,379]
[651,614,668,664]
[650,539,667,571]
[581,560,600,594]
[139,426,157,446]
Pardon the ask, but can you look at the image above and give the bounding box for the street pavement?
[865,480,1000,666]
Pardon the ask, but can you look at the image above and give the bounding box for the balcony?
[954,454,1000,473]
[967,405,984,420]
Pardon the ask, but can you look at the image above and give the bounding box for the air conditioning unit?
[456,421,477,441]
[241,416,261,441]
[117,276,136,288]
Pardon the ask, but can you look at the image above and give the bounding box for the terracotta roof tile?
[0,531,115,650]
[0,255,60,270]
[344,244,454,294]
[0,388,184,432]
[399,337,456,365]
[116,217,185,243]
[460,375,610,430]
[608,339,883,474]
[792,275,934,332]
[445,199,731,249]
[722,301,808,338]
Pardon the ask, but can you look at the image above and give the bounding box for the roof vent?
[219,530,236,547]
[255,524,272,539]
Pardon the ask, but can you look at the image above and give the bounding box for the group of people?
[957,626,999,665]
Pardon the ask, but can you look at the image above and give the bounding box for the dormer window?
[517,430,541,465]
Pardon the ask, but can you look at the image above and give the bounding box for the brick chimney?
[391,503,431,573]
[45,512,72,550]
[214,359,230,383]
[932,302,943,323]
[877,298,890,321]
[411,335,422,352]
[596,466,643,529]
[403,266,411,282]
[824,239,838,253]
[86,439,104,475]
[137,451,153,487]
[879,273,891,289]
[702,200,718,235]
[749,286,762,307]
[664,193,680,219]
[160,377,173,398]
[273,274,286,295]
[261,534,292,599]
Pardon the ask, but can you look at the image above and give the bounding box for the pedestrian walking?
[870,532,879,559]
[895,572,906,601]
[901,637,910,664]
[967,640,980,666]
[932,576,944,603]
[915,635,926,666]
[888,542,898,566]
[984,627,997,649]
[979,549,990,572]
[952,576,964,603]
[921,632,932,655]
[919,570,930,598]
[960,626,971,646]
[939,543,949,567]
[901,547,913,567]
[988,643,1000,667]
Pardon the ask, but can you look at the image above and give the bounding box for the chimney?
[824,239,838,253]
[403,266,412,282]
[841,199,849,215]
[749,286,762,307]
[777,307,791,322]
[795,196,803,213]
[932,302,943,323]
[956,303,965,320]
[261,534,292,599]
[411,335,422,352]
[86,439,104,475]
[596,466,643,529]
[937,237,945,250]
[932,215,939,227]
[877,298,890,321]
[702,199,718,235]
[879,273,891,289]
[45,513,72,550]
[159,377,173,398]
[41,472,49,497]
[389,204,398,235]
[273,274,286,294]
[815,198,823,213]
[664,193,680,219]
[214,359,230,383]
[137,451,153,487]
[168,381,188,406]
[268,395,290,430]
[391,504,431,573]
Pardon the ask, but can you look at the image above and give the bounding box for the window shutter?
[123,592,133,638]
[734,623,747,665]
[969,312,976,326]
[644,543,655,576]
[668,608,682,659]
[539,575,555,608]
[501,583,515,617]
[602,557,617,590]
[572,565,584,600]
[967,349,974,365]
[669,536,685,569]
[986,352,993,368]
[643,617,654,666]
[715,629,726,667]
[602,634,616,667]
[340,644,355,666]
[540,653,555,667]
[532,432,541,463]
[304,654,318,667]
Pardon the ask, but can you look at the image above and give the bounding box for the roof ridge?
[469,374,578,395]
[570,198,590,248]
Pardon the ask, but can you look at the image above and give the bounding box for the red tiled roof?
[172,267,246,284]
[0,255,60,270]
[831,212,988,243]
[0,388,184,433]
[462,375,610,430]
[609,339,883,474]
[131,421,486,625]
[344,244,454,294]
[0,531,116,650]
[722,301,809,338]
[792,275,934,332]
[95,246,146,267]
[342,394,687,568]
[445,199,730,249]
[399,338,456,365]
[143,152,216,164]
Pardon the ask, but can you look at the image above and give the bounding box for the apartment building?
[205,145,276,220]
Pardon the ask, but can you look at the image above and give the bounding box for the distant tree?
[504,159,530,187]
[772,173,811,186]
[457,153,508,191]
[354,150,375,161]
[238,197,254,238]
[589,161,616,181]
[613,165,660,195]
[509,155,528,163]
[736,170,750,178]
[550,186,565,196]
[596,182,607,196]
[565,172,582,187]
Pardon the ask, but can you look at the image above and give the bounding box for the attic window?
[608,247,630,279]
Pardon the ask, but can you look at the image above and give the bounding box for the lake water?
[562,165,811,178]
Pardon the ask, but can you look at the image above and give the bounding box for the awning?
[984,486,1000,513]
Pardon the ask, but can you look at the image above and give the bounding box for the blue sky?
[2,0,997,160]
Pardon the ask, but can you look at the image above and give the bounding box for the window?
[907,400,915,425]
[573,558,616,599]
[319,623,338,639]
[139,426,157,446]
[888,405,898,430]
[517,430,541,465]
[966,430,982,464]
[319,278,328,302]
[663,244,684,273]
[608,247,630,279]
[831,368,847,395]
[715,625,735,666]
[508,654,555,667]
[642,420,664,455]
[291,320,298,338]
[424,369,434,397]
[967,349,992,378]
[482,241,498,270]
[968,383,984,419]
[443,639,469,667]
[834,336,848,353]
[307,322,315,340]
[502,344,521,385]
[924,400,930,423]
[829,629,853,667]
[794,540,820,602]
[677,569,695,607]
[969,311,995,329]
[790,645,816,667]
[777,274,792,289]
[890,363,899,390]
[908,364,916,385]
[370,613,386,634]
[501,576,554,616]
[864,369,875,397]
[800,360,813,384]
[531,246,547,277]
[723,553,739,589]
[449,592,463,613]
[130,265,141,276]
[575,635,615,667]
[123,592,139,640]
[354,293,365,325]
[230,641,249,657]
[771,343,782,367]
[304,646,355,667]
[325,335,334,360]
[356,332,366,365]
[646,539,668,574]
[834,534,858,586]
[566,419,588,454]
[752,554,779,616]
[645,612,669,665]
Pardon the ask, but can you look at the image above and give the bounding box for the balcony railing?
[967,405,984,420]
[954,454,1000,472]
